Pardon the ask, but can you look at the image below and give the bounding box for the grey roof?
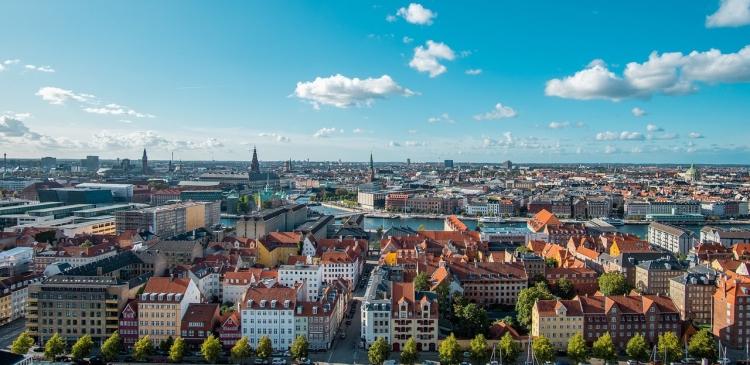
[150,240,201,252]
[383,226,418,238]
[66,250,148,276]
[333,226,369,239]
[295,215,334,234]
[610,252,676,267]
[649,222,695,237]
[637,259,687,271]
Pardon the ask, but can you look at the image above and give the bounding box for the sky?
[1,1,750,164]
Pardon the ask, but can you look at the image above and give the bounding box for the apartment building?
[532,299,584,350]
[319,238,366,285]
[295,280,347,351]
[390,282,439,352]
[700,226,750,247]
[257,232,302,268]
[51,243,119,268]
[119,300,138,348]
[115,201,220,236]
[449,261,528,306]
[150,240,204,268]
[279,261,322,301]
[669,267,717,324]
[586,197,612,218]
[240,283,298,350]
[713,273,750,347]
[180,303,221,348]
[0,273,43,325]
[361,266,393,348]
[137,277,202,345]
[635,259,688,295]
[544,267,599,296]
[235,204,307,239]
[648,222,697,255]
[219,312,241,349]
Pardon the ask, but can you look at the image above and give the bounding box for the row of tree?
[12,330,312,365]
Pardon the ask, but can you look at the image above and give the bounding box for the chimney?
[170,274,174,281]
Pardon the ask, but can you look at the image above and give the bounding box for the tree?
[458,304,490,338]
[515,245,531,253]
[532,335,555,364]
[435,281,452,318]
[545,257,557,268]
[201,334,222,363]
[417,224,427,231]
[599,272,633,296]
[169,337,187,363]
[530,273,549,287]
[231,336,252,365]
[80,239,93,248]
[376,225,384,239]
[500,316,517,328]
[44,332,66,360]
[516,281,555,328]
[71,334,95,360]
[556,277,575,300]
[688,329,718,364]
[256,335,273,360]
[297,240,304,255]
[626,333,650,363]
[452,292,469,321]
[498,332,521,364]
[400,337,420,365]
[237,195,250,214]
[567,333,589,364]
[658,332,682,363]
[592,332,618,363]
[10,330,35,355]
[101,331,123,362]
[148,181,169,190]
[368,337,390,365]
[133,335,154,361]
[159,336,174,352]
[413,272,430,291]
[469,334,490,365]
[290,335,309,360]
[438,333,463,365]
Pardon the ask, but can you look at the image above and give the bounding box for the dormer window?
[612,308,616,313]
[284,300,290,308]
[260,300,267,308]
[271,300,277,308]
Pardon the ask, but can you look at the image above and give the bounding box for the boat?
[401,215,413,219]
[600,217,624,226]
[479,217,506,224]
[389,215,400,219]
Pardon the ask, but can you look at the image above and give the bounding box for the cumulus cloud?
[313,127,340,139]
[25,65,35,70]
[574,121,586,127]
[548,121,570,129]
[83,106,155,118]
[3,59,20,65]
[409,40,455,77]
[386,14,397,22]
[352,128,365,133]
[605,145,620,154]
[687,132,705,138]
[35,87,90,105]
[37,66,55,73]
[404,141,426,147]
[396,3,437,25]
[403,36,413,43]
[292,74,416,108]
[595,131,645,141]
[707,0,750,27]
[465,69,482,75]
[387,141,401,147]
[632,107,647,116]
[649,133,680,140]
[473,103,517,121]
[646,124,663,132]
[409,129,420,134]
[0,116,32,137]
[545,45,750,101]
[258,132,291,142]
[428,113,454,123]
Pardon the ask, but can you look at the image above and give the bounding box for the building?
[648,222,698,255]
[219,312,241,349]
[319,238,367,286]
[0,273,43,326]
[180,303,221,348]
[700,226,750,247]
[0,247,33,277]
[544,267,599,297]
[389,282,439,352]
[25,275,131,346]
[235,204,307,239]
[257,232,303,268]
[684,163,700,182]
[713,273,750,347]
[444,160,453,169]
[279,261,322,301]
[50,242,119,269]
[532,299,584,350]
[295,280,347,351]
[669,266,717,324]
[115,201,220,236]
[150,240,204,268]
[119,300,139,348]
[361,266,393,348]
[449,261,528,306]
[38,188,115,205]
[635,259,688,295]
[180,190,223,202]
[240,283,297,351]
[138,277,202,345]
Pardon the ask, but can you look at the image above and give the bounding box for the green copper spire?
[369,151,374,171]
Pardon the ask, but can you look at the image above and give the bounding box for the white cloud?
[35,87,90,105]
[387,141,401,147]
[427,117,440,123]
[396,3,437,25]
[352,128,365,133]
[83,106,155,118]
[313,127,340,139]
[631,107,647,116]
[258,132,291,142]
[587,59,608,68]
[198,138,225,148]
[0,116,32,137]
[631,147,643,153]
[25,65,35,70]
[650,133,680,140]
[473,103,517,121]
[3,59,20,65]
[292,74,416,108]
[595,131,644,141]
[409,40,455,77]
[646,124,663,132]
[605,145,620,154]
[460,50,472,58]
[545,46,750,101]
[404,141,426,147]
[386,14,397,22]
[620,131,645,140]
[403,36,413,43]
[707,0,750,27]
[687,132,705,138]
[37,66,54,73]
[106,103,122,108]
[117,120,133,124]
[0,65,4,72]
[465,69,482,75]
[548,121,570,129]
[574,121,586,127]
[409,129,420,134]
[427,113,454,123]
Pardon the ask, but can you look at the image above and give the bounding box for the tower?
[142,149,148,174]
[369,151,374,182]
[251,146,260,173]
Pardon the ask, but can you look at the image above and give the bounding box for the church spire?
[142,149,148,174]
[251,146,260,173]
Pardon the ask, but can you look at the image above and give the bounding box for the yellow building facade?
[531,299,584,350]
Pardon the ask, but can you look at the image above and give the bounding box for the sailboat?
[486,343,500,365]
[525,337,535,365]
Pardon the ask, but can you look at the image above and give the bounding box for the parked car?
[254,359,269,365]
[681,359,698,365]
[346,319,352,325]
[272,358,287,365]
[463,352,470,358]
[152,359,168,364]
[555,350,567,356]
[340,333,346,339]
[555,361,570,365]
[718,359,731,365]
[627,361,639,365]
[196,352,203,357]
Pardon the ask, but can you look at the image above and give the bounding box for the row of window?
[140,329,177,335]
[42,319,102,326]
[39,294,106,300]
[42,327,102,334]
[41,302,101,309]
[40,311,102,318]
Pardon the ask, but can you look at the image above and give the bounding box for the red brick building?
[180,303,221,349]
[219,311,241,349]
[544,267,599,296]
[118,300,139,348]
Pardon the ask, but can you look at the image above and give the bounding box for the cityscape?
[2,1,750,365]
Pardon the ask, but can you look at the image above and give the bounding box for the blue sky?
[1,1,749,164]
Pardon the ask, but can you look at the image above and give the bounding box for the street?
[0,318,27,350]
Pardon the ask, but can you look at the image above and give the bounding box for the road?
[0,318,27,350]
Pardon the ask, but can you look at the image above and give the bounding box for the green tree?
[500,316,517,328]
[530,273,550,287]
[452,292,469,318]
[458,304,490,338]
[376,225,384,239]
[159,336,174,352]
[568,333,589,364]
[688,329,718,364]
[71,334,95,360]
[417,224,427,231]
[10,330,35,355]
[368,337,391,365]
[256,335,273,360]
[435,281,452,318]
[169,337,187,364]
[469,334,490,365]
[498,332,521,364]
[290,334,309,360]
[599,272,633,296]
[626,333,650,363]
[237,195,250,213]
[201,334,222,363]
[261,201,273,209]
[545,257,557,268]
[592,332,618,363]
[516,281,555,328]
[231,336,252,365]
[80,239,93,248]
[400,337,420,365]
[515,245,531,253]
[658,332,682,363]
[297,240,304,255]
[413,272,430,291]
[44,332,66,360]
[148,181,170,190]
[133,335,154,361]
[101,331,123,362]
[556,277,575,300]
[438,333,463,365]
[532,335,555,364]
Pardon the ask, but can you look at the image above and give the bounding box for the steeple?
[369,151,375,182]
[251,146,260,173]
[142,149,148,174]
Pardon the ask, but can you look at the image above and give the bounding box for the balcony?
[105,299,118,304]
[26,313,38,319]
[106,306,119,312]
[26,297,38,303]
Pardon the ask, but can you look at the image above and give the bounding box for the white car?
[283,351,291,357]
[718,359,731,365]
[272,358,287,365]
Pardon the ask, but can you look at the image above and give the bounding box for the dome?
[685,163,700,182]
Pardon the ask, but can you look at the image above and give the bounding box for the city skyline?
[1,1,750,163]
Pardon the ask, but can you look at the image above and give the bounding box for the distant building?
[701,226,750,247]
[502,160,512,170]
[669,266,717,324]
[235,204,307,239]
[40,157,56,169]
[115,201,220,236]
[684,163,700,182]
[648,222,698,255]
[444,160,453,169]
[635,259,688,295]
[38,188,114,205]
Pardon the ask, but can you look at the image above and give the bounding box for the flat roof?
[481,227,533,234]
[73,204,135,213]
[29,204,95,213]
